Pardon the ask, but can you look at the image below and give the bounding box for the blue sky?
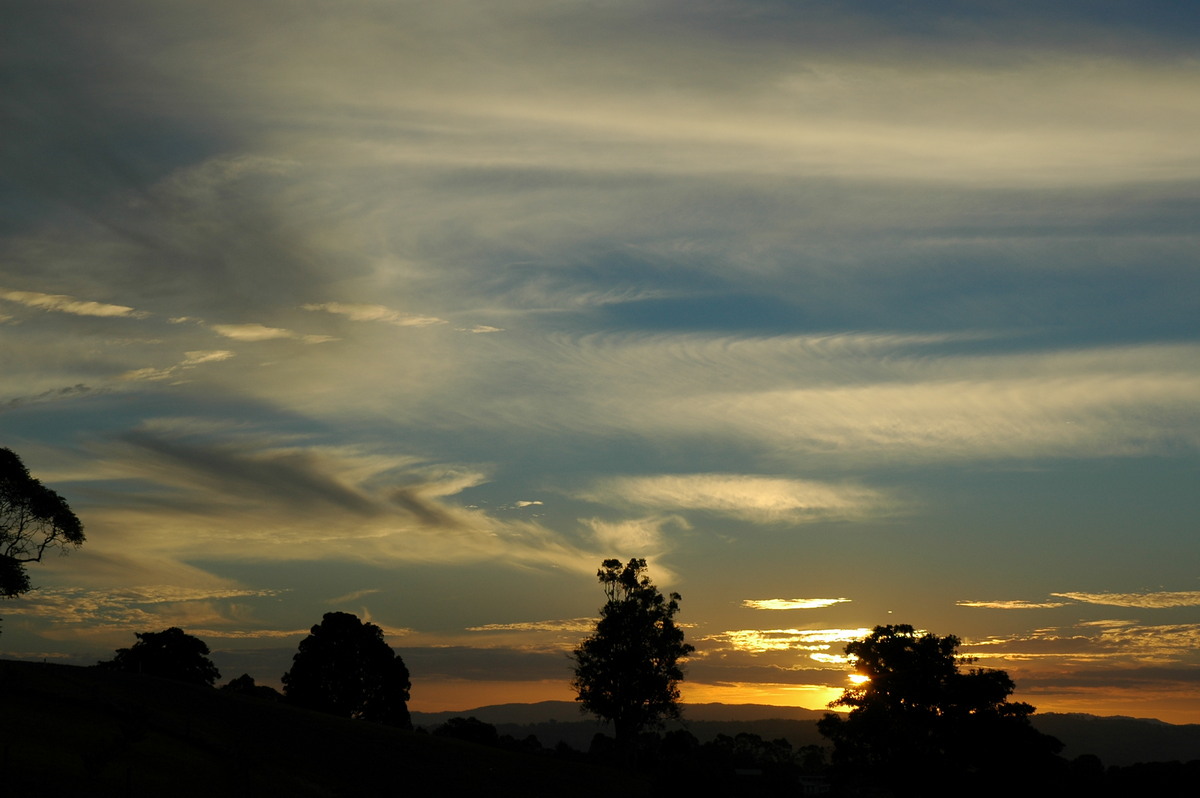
[2,1,1199,721]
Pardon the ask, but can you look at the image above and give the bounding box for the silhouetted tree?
[97,627,221,686]
[282,611,412,728]
[221,673,283,701]
[571,558,694,750]
[818,624,1063,797]
[1,447,85,599]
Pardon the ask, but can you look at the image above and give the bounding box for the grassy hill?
[0,660,647,798]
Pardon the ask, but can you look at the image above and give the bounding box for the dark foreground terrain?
[0,660,646,798]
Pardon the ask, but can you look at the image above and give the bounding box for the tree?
[1,447,85,598]
[570,558,695,748]
[221,673,283,701]
[282,611,412,728]
[96,627,221,686]
[818,624,1063,797]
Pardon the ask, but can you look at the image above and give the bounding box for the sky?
[2,0,1199,724]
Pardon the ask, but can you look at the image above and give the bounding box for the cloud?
[963,622,1200,666]
[743,598,852,610]
[957,600,1069,609]
[328,588,382,605]
[514,500,543,508]
[209,323,336,344]
[466,618,596,633]
[303,302,446,328]
[704,628,873,657]
[68,424,600,575]
[0,288,149,319]
[1051,591,1200,609]
[460,325,504,334]
[3,584,281,637]
[580,515,686,557]
[555,336,1200,465]
[119,350,235,382]
[2,383,95,411]
[578,474,891,523]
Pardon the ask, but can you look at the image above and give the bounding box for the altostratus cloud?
[0,288,149,318]
[577,474,890,522]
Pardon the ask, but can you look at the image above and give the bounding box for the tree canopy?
[282,611,412,728]
[1,446,85,598]
[571,558,695,747]
[818,624,1063,796]
[97,627,221,687]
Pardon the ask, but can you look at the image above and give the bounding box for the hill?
[0,660,646,798]
[413,700,1200,767]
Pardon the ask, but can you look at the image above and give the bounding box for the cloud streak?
[578,474,891,523]
[1051,591,1200,609]
[303,302,446,328]
[0,288,148,319]
[744,598,852,610]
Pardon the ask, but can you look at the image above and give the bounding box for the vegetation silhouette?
[571,558,694,753]
[221,672,283,701]
[818,624,1065,797]
[0,446,85,600]
[2,659,649,797]
[96,627,221,686]
[282,610,412,728]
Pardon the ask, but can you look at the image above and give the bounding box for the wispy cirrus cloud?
[0,288,149,319]
[69,422,600,576]
[303,302,446,328]
[328,588,382,605]
[957,599,1070,610]
[1051,591,1200,609]
[578,473,891,523]
[466,618,596,633]
[119,350,235,382]
[744,598,851,610]
[209,323,336,344]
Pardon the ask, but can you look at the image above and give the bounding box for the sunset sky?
[3,1,1198,724]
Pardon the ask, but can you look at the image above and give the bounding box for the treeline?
[94,612,413,728]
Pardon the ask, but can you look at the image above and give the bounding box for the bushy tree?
[282,611,412,728]
[221,673,283,701]
[1,447,85,598]
[818,624,1063,797]
[97,627,221,686]
[571,558,694,747]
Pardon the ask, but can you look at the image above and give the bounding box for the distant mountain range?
[411,701,1200,767]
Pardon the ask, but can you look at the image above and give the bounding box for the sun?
[848,673,871,685]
